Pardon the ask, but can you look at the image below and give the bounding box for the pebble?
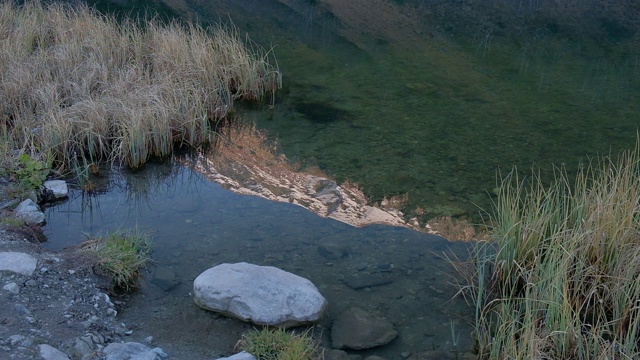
[3,282,20,294]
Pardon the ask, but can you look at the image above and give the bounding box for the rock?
[407,351,476,360]
[74,336,95,358]
[331,307,398,350]
[14,199,45,224]
[311,177,343,215]
[0,252,38,275]
[343,273,394,290]
[42,180,69,201]
[38,344,71,360]
[364,356,387,360]
[151,265,179,291]
[3,282,20,294]
[193,262,327,327]
[325,349,351,360]
[317,244,348,259]
[103,342,168,360]
[216,351,257,360]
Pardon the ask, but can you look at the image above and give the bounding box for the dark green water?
[167,0,640,222]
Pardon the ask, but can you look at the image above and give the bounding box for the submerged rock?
[331,307,398,350]
[103,342,168,360]
[193,262,327,327]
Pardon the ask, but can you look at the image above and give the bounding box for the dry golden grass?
[428,216,487,241]
[0,1,280,172]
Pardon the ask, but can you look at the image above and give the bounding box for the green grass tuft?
[237,327,322,360]
[81,229,152,292]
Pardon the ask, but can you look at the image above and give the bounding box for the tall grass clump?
[464,139,640,359]
[0,1,281,172]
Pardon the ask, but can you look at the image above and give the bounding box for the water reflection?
[44,163,474,359]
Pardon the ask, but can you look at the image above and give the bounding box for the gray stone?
[216,351,257,360]
[14,199,45,224]
[151,265,179,291]
[0,251,38,276]
[193,262,327,327]
[317,244,348,259]
[74,336,95,358]
[331,307,398,350]
[407,351,476,360]
[14,303,31,315]
[43,180,69,199]
[103,342,168,360]
[364,356,387,360]
[311,177,343,214]
[325,349,351,360]
[8,334,25,346]
[38,344,71,360]
[343,274,394,290]
[3,282,20,294]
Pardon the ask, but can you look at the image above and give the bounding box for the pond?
[43,163,474,359]
[42,0,640,358]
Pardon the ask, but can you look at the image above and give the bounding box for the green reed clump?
[80,229,152,292]
[464,138,640,359]
[0,1,281,171]
[237,327,321,360]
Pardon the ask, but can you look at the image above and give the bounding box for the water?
[41,0,640,358]
[158,0,640,221]
[44,163,474,359]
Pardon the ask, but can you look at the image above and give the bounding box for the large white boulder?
[193,262,327,327]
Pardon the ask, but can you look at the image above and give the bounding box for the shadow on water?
[44,162,475,359]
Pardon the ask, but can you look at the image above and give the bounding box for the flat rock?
[43,180,69,200]
[331,307,398,350]
[343,273,394,290]
[103,342,168,360]
[38,344,70,360]
[216,351,257,360]
[0,252,38,276]
[193,262,327,327]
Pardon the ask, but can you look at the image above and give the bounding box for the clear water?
[44,164,474,359]
[41,0,640,358]
[167,0,640,221]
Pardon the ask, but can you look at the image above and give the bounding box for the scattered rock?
[407,351,476,360]
[2,281,20,294]
[325,349,351,360]
[343,273,394,290]
[13,199,45,224]
[331,307,398,350]
[216,351,258,360]
[193,262,327,327]
[103,341,168,360]
[0,251,38,275]
[317,243,348,259]
[364,356,387,360]
[38,344,70,360]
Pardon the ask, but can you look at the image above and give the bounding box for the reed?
[0,1,281,171]
[465,138,640,359]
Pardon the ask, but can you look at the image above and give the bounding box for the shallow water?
[44,164,475,359]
